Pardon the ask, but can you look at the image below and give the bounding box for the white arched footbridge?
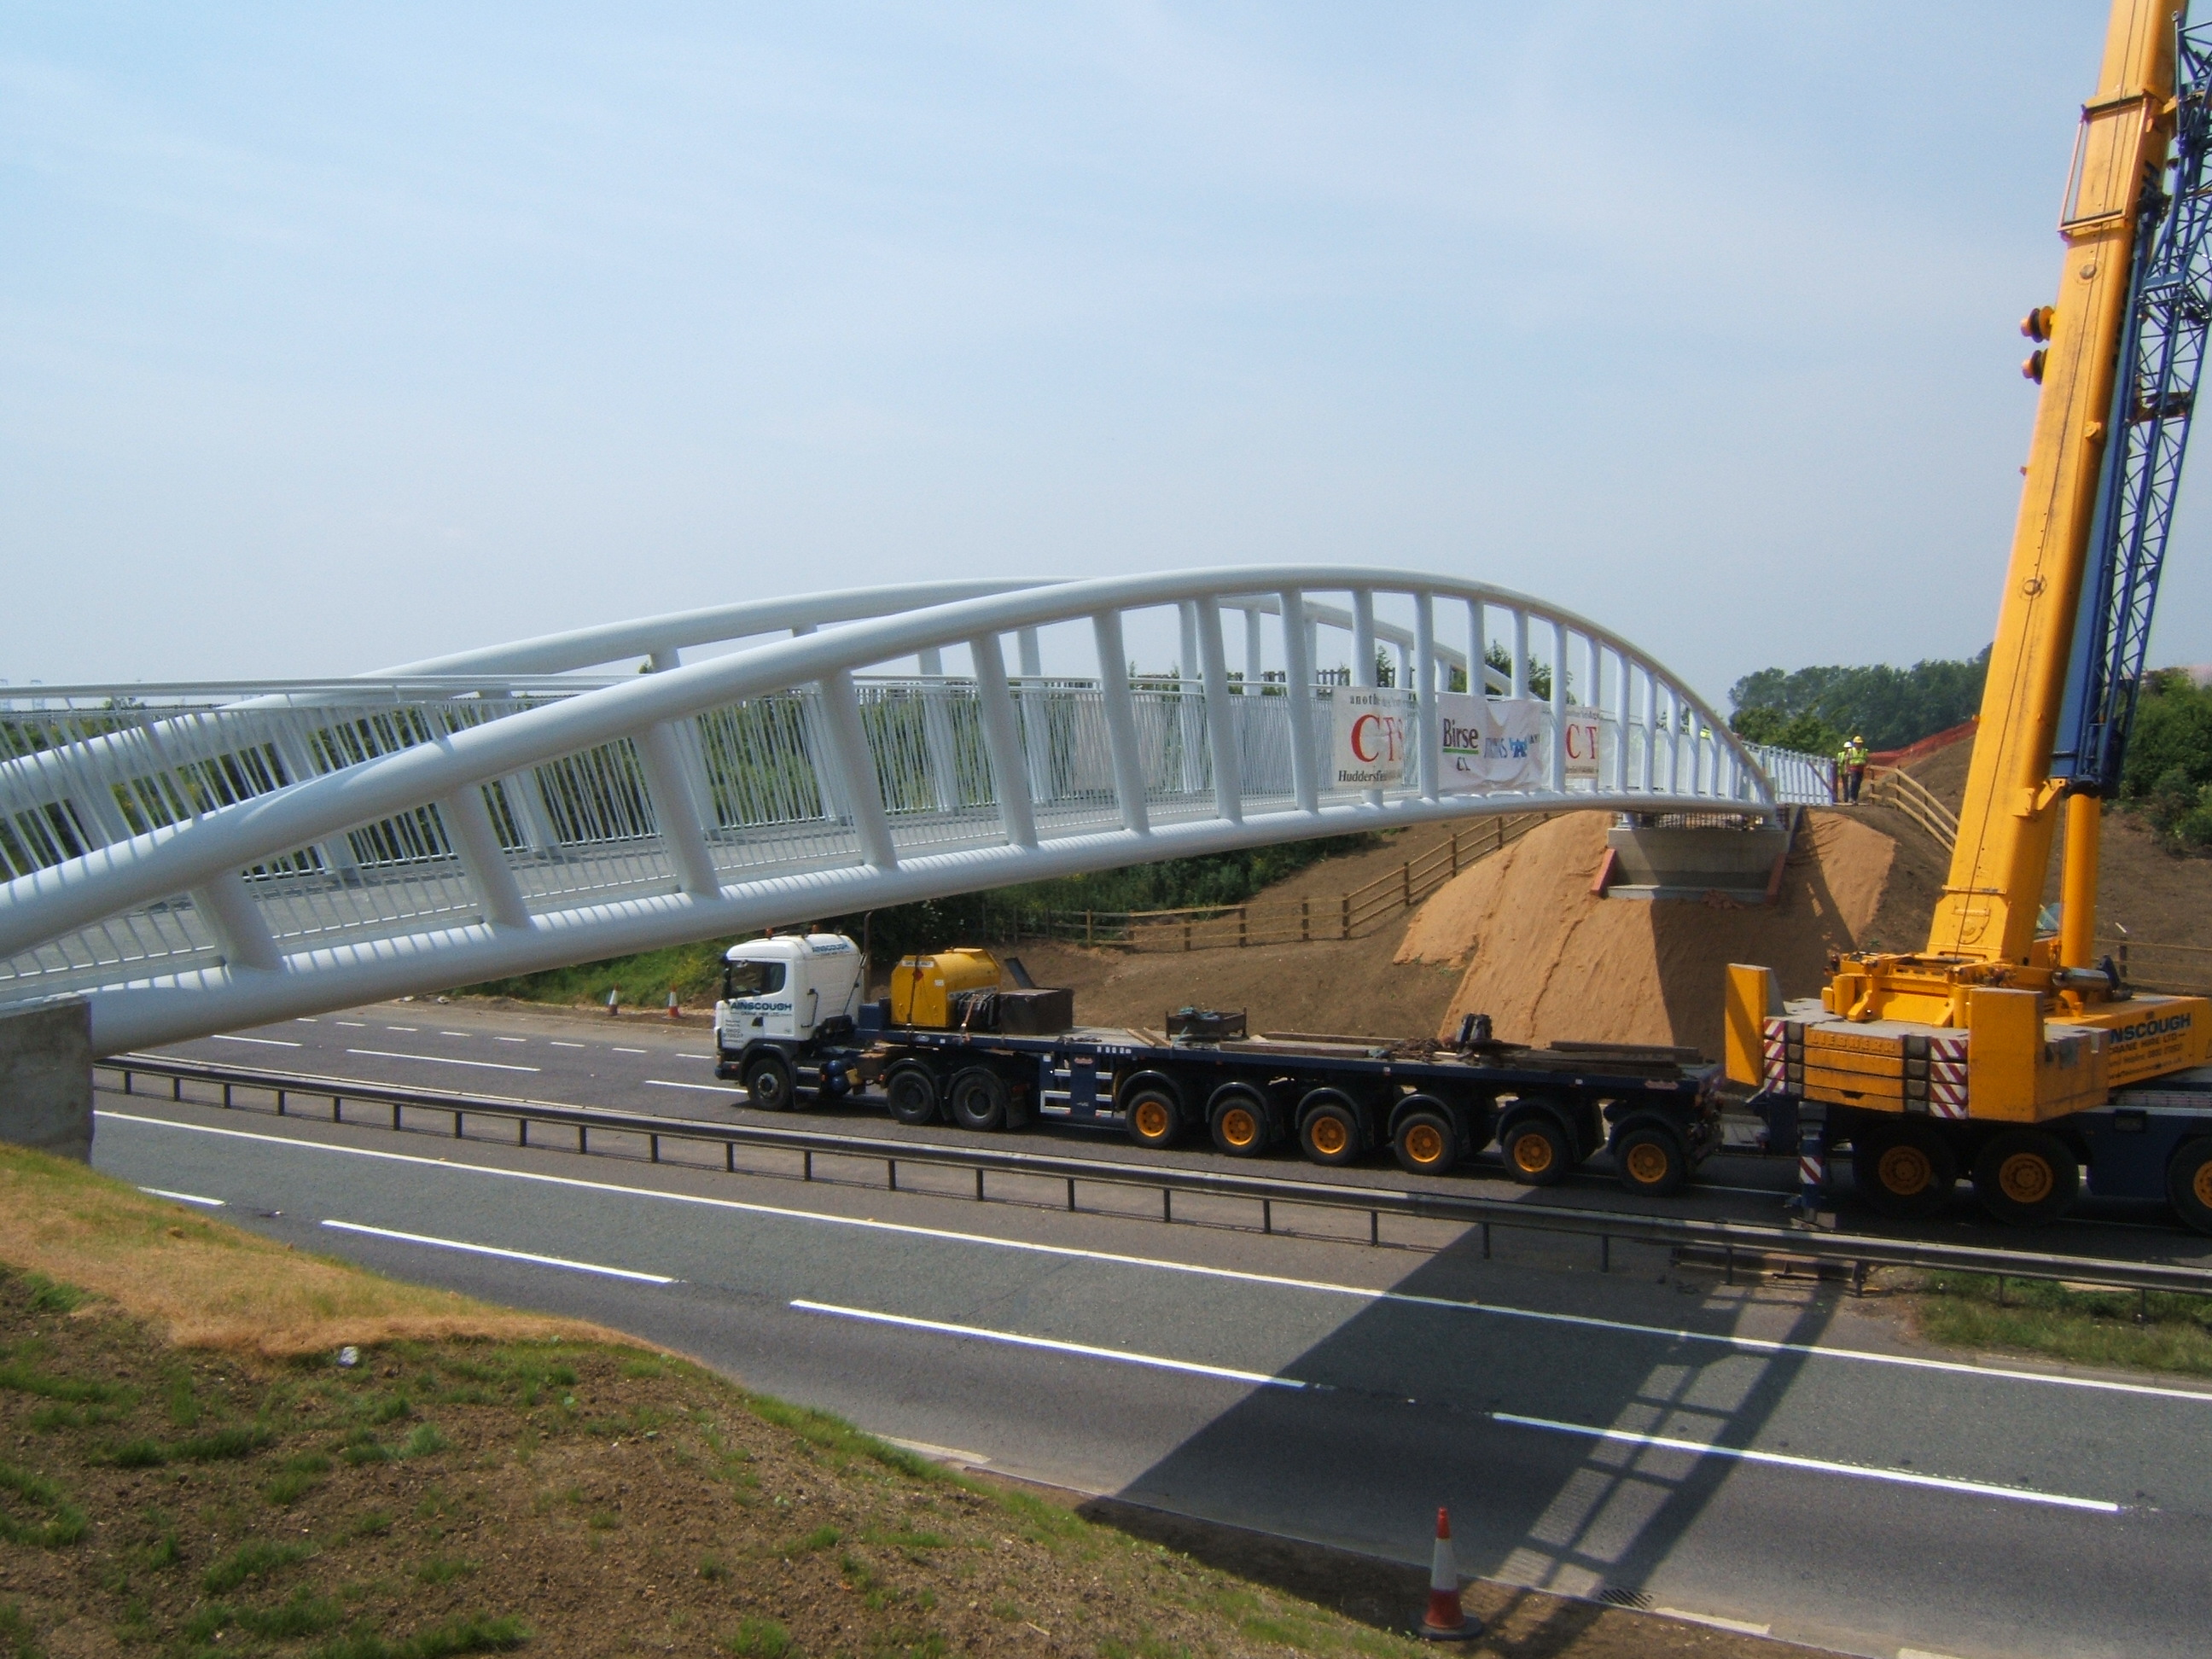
[1,568,1830,1052]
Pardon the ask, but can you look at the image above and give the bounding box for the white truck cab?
[716,934,864,1045]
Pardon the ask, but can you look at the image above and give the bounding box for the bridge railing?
[0,567,1834,1050]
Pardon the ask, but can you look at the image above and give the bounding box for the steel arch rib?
[0,565,1808,1053]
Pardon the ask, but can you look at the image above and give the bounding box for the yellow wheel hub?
[1404,1124,1445,1167]
[1998,1151,2054,1206]
[1310,1116,1349,1156]
[1220,1107,1258,1148]
[1877,1144,1933,1197]
[2193,1161,2212,1210]
[1513,1133,1554,1175]
[1625,1142,1671,1186]
[1133,1100,1169,1139]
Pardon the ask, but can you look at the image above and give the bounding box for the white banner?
[1562,705,1605,781]
[1435,694,1547,792]
[1330,688,1413,789]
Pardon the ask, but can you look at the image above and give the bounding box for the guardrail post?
[1279,589,1320,813]
[632,720,725,898]
[818,669,900,870]
[970,633,1039,851]
[1352,591,1381,808]
[1091,613,1151,835]
[1196,597,1243,824]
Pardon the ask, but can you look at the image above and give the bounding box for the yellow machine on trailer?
[1726,0,2212,1229]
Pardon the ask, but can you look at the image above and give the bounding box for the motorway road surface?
[90,1036,2212,1659]
[142,999,2212,1261]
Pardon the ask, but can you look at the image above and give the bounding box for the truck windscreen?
[725,961,787,999]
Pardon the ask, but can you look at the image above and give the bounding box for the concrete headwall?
[0,1000,93,1162]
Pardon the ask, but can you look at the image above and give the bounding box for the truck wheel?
[1972,1129,2080,1226]
[1391,1109,1458,1177]
[948,1067,1010,1132]
[742,1053,795,1112]
[1298,1095,1362,1167]
[1852,1122,1957,1219]
[884,1064,939,1126]
[1498,1112,1571,1186]
[1613,1124,1688,1198]
[1208,1086,1270,1158]
[2167,1138,2212,1236]
[1124,1083,1182,1150]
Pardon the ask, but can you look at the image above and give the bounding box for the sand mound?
[1397,810,1908,1058]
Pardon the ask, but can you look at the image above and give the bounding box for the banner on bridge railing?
[1332,687,1414,787]
[1435,694,1547,792]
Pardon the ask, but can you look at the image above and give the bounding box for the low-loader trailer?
[713,933,1726,1194]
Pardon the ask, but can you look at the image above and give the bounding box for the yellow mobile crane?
[1726,0,2212,1230]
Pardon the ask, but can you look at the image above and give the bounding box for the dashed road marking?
[322,1219,675,1284]
[139,1187,225,1208]
[646,1079,738,1095]
[213,1033,301,1049]
[342,1048,539,1074]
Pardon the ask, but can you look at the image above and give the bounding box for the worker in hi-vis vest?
[1837,734,1869,803]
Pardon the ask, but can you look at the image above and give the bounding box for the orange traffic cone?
[1418,1507,1480,1641]
[666,989,681,1020]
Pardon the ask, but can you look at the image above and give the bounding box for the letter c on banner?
[1352,714,1382,763]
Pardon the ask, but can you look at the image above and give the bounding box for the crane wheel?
[1971,1129,2080,1226]
[1391,1109,1457,1177]
[2167,1138,2212,1237]
[1208,1088,1269,1158]
[742,1053,795,1112]
[1613,1125,1687,1198]
[1498,1113,1571,1187]
[1123,1081,1183,1149]
[948,1067,1010,1132]
[1851,1122,1958,1219]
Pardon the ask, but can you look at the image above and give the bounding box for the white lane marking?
[678,1053,713,1061]
[791,1301,1301,1388]
[92,1111,2212,1408]
[496,1037,527,1045]
[645,1079,739,1095]
[139,1186,225,1208]
[613,1046,647,1055]
[1491,1412,2121,1515]
[1653,1610,1771,1637]
[1897,1650,1968,1659]
[294,1018,318,1024]
[335,1020,366,1027]
[549,1041,585,1049]
[386,1025,418,1033]
[321,1220,674,1284]
[439,1031,472,1038]
[213,1033,302,1049]
[882,1435,991,1467]
[342,1048,540,1074]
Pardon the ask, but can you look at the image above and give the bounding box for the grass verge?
[1900,1269,2212,1377]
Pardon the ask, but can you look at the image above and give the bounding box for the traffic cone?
[1417,1507,1480,1641]
[666,989,680,1020]
[606,988,620,1017]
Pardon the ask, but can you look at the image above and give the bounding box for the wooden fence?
[1864,765,1960,851]
[2105,937,2212,997]
[986,813,1555,952]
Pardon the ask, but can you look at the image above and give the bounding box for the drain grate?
[1597,1585,1655,1610]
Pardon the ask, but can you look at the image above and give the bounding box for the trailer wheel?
[1122,1075,1184,1149]
[1207,1086,1270,1158]
[1391,1109,1458,1177]
[1612,1123,1687,1198]
[1298,1092,1362,1167]
[1497,1110,1571,1187]
[883,1064,939,1126]
[948,1067,1010,1132]
[2167,1138,2212,1236]
[1852,1121,1957,1219]
[742,1052,795,1112]
[1972,1129,2080,1226]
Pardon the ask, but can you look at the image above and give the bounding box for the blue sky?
[4,2,2207,703]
